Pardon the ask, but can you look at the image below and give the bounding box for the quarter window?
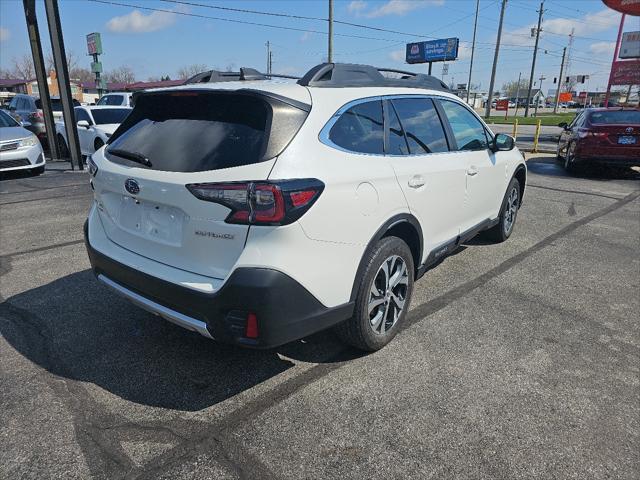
[75,108,93,124]
[329,100,384,154]
[439,100,489,151]
[391,98,448,154]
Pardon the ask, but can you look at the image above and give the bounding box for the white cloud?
[351,0,443,18]
[0,27,10,42]
[389,49,405,62]
[347,0,367,14]
[589,41,616,56]
[300,31,312,42]
[106,9,177,33]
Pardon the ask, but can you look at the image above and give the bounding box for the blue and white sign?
[406,38,459,64]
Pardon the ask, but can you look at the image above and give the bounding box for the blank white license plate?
[618,135,637,145]
[118,196,184,245]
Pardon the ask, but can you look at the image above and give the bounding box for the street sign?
[442,64,449,75]
[90,61,102,73]
[619,31,640,59]
[559,92,572,102]
[405,38,459,64]
[86,32,102,55]
[610,59,640,85]
[578,91,587,98]
[602,0,640,16]
[457,83,467,90]
[496,99,509,111]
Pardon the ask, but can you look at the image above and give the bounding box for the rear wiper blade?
[107,148,152,167]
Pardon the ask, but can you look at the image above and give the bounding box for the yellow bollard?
[512,118,518,141]
[532,119,542,153]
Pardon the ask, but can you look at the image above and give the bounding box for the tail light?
[186,179,324,226]
[29,110,44,121]
[578,128,607,139]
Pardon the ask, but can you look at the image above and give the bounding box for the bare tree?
[45,50,78,73]
[104,66,136,84]
[177,63,208,80]
[11,54,35,79]
[70,67,94,84]
[502,79,529,97]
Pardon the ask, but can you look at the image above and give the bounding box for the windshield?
[589,110,640,125]
[90,108,131,125]
[97,95,125,106]
[35,98,81,111]
[0,110,19,127]
[106,91,308,173]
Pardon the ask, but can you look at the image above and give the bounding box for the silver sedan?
[0,109,45,175]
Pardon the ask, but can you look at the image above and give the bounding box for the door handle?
[408,175,425,189]
[466,166,479,176]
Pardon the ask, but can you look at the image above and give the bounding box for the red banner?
[610,60,640,85]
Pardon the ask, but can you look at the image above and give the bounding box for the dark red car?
[557,107,640,172]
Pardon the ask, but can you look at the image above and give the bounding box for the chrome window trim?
[319,93,483,157]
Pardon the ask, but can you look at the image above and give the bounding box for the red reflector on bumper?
[245,312,258,338]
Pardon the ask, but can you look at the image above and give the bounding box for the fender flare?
[349,213,423,302]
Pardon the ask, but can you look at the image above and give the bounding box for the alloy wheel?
[503,186,519,235]
[368,255,409,335]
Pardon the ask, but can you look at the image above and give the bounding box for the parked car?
[0,109,45,175]
[96,92,133,107]
[557,107,640,172]
[7,94,80,146]
[85,62,526,352]
[56,106,132,158]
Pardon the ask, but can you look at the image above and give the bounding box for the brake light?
[245,312,258,339]
[578,128,608,139]
[186,179,324,226]
[30,110,44,120]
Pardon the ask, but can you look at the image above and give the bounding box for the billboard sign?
[610,59,640,85]
[619,31,640,59]
[406,38,459,64]
[496,99,509,111]
[86,32,102,55]
[559,92,573,102]
[602,0,640,16]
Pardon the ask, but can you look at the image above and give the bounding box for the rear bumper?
[84,221,354,348]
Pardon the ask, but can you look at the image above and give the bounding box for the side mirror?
[558,122,568,129]
[493,133,515,152]
[8,106,16,111]
[77,120,90,128]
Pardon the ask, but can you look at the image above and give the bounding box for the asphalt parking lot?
[1,156,639,480]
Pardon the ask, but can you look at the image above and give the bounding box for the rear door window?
[438,99,489,151]
[98,95,124,106]
[328,100,384,154]
[106,91,308,172]
[391,98,448,154]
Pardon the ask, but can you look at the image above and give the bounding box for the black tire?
[564,141,581,174]
[334,236,414,351]
[484,177,521,243]
[57,134,69,159]
[94,138,104,152]
[31,165,45,176]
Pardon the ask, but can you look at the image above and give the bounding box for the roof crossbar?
[297,63,450,91]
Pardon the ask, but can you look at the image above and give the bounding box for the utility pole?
[514,71,522,116]
[485,0,507,118]
[265,41,271,75]
[524,0,544,117]
[553,47,566,114]
[466,0,479,105]
[328,0,333,63]
[534,75,546,117]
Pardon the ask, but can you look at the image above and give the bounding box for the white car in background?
[0,109,45,175]
[96,92,133,107]
[56,106,131,158]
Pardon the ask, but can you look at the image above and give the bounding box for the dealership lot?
[1,157,639,479]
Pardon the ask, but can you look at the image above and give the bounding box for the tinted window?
[329,100,384,154]
[98,95,125,106]
[18,98,28,110]
[589,110,640,124]
[439,100,489,151]
[9,97,18,109]
[106,91,308,173]
[90,108,131,124]
[392,98,448,154]
[387,102,409,155]
[0,110,19,127]
[36,98,80,111]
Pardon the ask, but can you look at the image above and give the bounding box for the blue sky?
[1,0,636,93]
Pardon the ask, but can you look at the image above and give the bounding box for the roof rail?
[297,63,450,91]
[184,68,300,85]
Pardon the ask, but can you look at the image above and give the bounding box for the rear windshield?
[589,110,640,125]
[97,95,125,106]
[35,98,81,111]
[106,91,308,172]
[90,108,131,125]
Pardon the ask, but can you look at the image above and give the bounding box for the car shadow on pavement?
[0,269,359,412]
[526,155,640,181]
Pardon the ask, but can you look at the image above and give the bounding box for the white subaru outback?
[85,63,526,351]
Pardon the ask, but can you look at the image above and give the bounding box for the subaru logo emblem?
[124,178,140,195]
[625,127,634,133]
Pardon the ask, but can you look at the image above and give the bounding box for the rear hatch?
[91,88,309,279]
[586,109,640,152]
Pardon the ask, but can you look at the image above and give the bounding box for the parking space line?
[1,239,85,260]
[527,183,626,201]
[0,192,92,207]
[0,182,89,195]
